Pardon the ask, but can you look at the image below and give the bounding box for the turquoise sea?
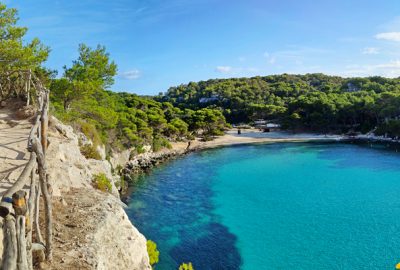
[126,142,400,269]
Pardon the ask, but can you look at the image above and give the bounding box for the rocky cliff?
[43,116,151,269]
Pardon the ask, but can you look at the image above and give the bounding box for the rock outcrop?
[47,116,120,197]
[50,188,151,270]
[122,142,190,182]
[43,116,151,269]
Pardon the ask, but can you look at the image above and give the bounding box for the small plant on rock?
[92,173,112,193]
[146,240,160,268]
[80,144,102,160]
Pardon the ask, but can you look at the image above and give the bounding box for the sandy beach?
[181,129,345,151]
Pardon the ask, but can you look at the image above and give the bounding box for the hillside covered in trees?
[49,44,227,157]
[158,74,400,136]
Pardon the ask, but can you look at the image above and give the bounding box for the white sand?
[191,129,343,150]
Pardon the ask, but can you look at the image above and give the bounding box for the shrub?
[80,144,102,160]
[152,137,172,152]
[78,120,102,146]
[136,145,146,154]
[179,262,194,270]
[146,240,159,268]
[92,173,112,193]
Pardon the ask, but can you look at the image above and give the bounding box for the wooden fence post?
[2,215,17,270]
[32,137,52,262]
[13,191,28,270]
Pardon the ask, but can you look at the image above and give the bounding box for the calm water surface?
[126,142,400,269]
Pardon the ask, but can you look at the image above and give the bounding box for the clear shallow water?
[126,142,400,270]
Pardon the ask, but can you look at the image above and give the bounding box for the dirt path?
[0,107,32,196]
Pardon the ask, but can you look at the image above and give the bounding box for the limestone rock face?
[91,194,151,270]
[51,189,151,270]
[47,116,119,197]
[44,116,151,269]
[109,148,131,170]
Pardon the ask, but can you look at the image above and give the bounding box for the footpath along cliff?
[0,101,151,270]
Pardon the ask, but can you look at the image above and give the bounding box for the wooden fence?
[0,70,53,269]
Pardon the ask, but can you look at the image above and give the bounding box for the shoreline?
[187,129,344,151]
[122,129,400,193]
[121,129,344,192]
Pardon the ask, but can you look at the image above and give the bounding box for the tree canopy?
[0,3,49,72]
[50,44,228,153]
[51,44,117,110]
[158,74,400,136]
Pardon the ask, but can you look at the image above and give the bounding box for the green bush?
[136,145,146,154]
[92,173,112,192]
[179,262,194,270]
[146,240,159,268]
[152,137,172,152]
[78,120,102,146]
[80,144,102,160]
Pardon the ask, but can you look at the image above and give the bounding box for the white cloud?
[342,60,400,77]
[215,66,233,73]
[215,66,259,75]
[268,56,276,64]
[119,69,141,80]
[375,32,400,42]
[263,51,276,64]
[362,47,379,55]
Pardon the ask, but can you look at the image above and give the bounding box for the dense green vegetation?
[49,44,228,153]
[0,3,49,73]
[159,74,400,136]
[0,2,53,97]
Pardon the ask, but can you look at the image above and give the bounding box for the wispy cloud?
[342,60,400,77]
[119,69,141,80]
[362,47,379,55]
[263,47,330,67]
[263,51,276,64]
[215,66,259,75]
[215,66,233,73]
[375,32,400,42]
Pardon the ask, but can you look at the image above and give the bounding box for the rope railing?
[0,70,52,269]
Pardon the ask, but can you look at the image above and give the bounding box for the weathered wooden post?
[35,103,53,262]
[13,190,28,270]
[2,214,17,270]
[41,91,48,153]
[26,166,36,270]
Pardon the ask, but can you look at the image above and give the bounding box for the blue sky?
[6,0,400,95]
